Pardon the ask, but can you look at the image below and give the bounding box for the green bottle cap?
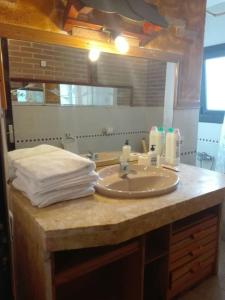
[158,127,164,132]
[168,128,174,133]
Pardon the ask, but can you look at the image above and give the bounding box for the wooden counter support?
[9,164,225,300]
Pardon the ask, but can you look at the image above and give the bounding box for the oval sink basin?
[95,164,179,198]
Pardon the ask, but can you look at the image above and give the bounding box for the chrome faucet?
[87,151,98,161]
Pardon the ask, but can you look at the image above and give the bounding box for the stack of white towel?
[8,145,99,208]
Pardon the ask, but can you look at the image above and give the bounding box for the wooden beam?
[64,0,85,30]
[64,18,103,32]
[0,23,182,63]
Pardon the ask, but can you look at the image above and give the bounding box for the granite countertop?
[9,164,225,252]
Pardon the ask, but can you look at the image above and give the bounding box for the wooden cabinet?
[12,205,221,300]
[54,240,144,300]
[168,207,219,299]
[53,207,220,300]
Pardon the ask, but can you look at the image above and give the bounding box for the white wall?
[205,0,225,47]
[197,122,221,169]
[204,13,225,47]
[12,105,164,153]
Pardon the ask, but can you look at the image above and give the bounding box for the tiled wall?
[8,39,166,107]
[197,122,222,169]
[12,105,164,153]
[96,53,166,106]
[173,109,199,165]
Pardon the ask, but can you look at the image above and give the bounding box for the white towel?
[38,188,94,208]
[13,170,99,194]
[10,145,97,207]
[13,178,95,207]
[8,144,61,179]
[13,149,96,184]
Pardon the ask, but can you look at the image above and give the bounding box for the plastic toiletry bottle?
[149,127,160,155]
[158,127,165,156]
[122,140,131,161]
[149,126,164,156]
[174,128,181,166]
[148,145,157,167]
[165,128,181,166]
[165,128,174,165]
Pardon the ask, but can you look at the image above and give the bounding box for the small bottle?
[149,126,158,152]
[122,140,131,161]
[148,145,157,167]
[165,128,181,166]
[165,128,174,165]
[158,127,165,156]
[174,128,181,166]
[149,126,163,156]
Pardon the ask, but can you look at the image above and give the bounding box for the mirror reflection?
[7,39,179,154]
[10,82,132,106]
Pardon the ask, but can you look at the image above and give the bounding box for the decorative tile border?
[15,130,149,144]
[198,138,219,144]
[181,150,196,156]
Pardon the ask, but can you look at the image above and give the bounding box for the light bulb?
[115,36,129,54]
[88,48,101,62]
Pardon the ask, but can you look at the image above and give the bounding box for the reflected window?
[59,85,114,106]
[15,90,44,104]
[11,81,131,107]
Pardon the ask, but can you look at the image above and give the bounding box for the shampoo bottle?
[165,128,181,166]
[174,128,181,166]
[158,127,165,156]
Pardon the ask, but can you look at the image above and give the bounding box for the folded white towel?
[8,144,61,179]
[13,178,95,207]
[13,149,96,183]
[10,145,98,207]
[13,170,99,195]
[38,188,94,208]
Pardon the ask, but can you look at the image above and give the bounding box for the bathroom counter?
[9,163,225,300]
[9,163,225,252]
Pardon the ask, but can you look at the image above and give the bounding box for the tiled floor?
[179,241,225,300]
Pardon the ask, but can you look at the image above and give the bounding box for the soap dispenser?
[122,140,131,161]
[148,145,157,167]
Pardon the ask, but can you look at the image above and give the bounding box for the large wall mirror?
[6,38,180,154]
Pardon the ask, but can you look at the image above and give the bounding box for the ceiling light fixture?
[88,48,101,62]
[114,36,129,54]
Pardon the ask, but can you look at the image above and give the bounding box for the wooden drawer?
[170,247,216,283]
[170,239,217,271]
[168,263,213,299]
[171,215,218,246]
[170,230,217,263]
[168,213,219,299]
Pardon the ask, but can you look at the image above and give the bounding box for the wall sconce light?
[88,48,101,62]
[114,35,129,54]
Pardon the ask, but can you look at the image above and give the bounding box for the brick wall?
[96,52,166,106]
[8,39,89,83]
[8,39,166,106]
